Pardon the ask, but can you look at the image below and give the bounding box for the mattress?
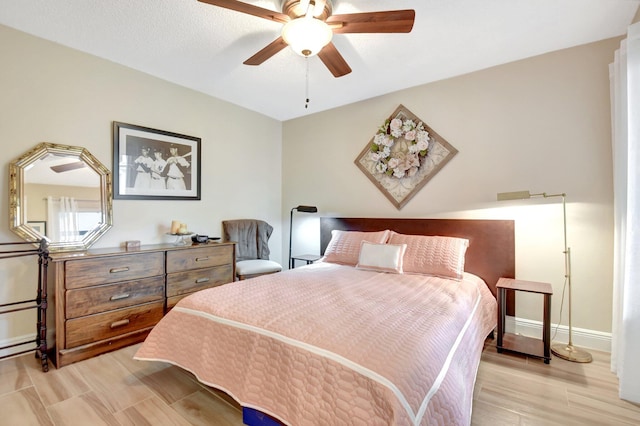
[135,262,497,425]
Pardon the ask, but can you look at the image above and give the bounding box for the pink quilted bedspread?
[135,262,496,426]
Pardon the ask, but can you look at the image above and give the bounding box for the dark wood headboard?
[320,217,515,305]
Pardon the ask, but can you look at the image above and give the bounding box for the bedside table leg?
[543,293,551,364]
[497,288,505,353]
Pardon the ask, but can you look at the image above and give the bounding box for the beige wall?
[283,37,620,340]
[0,25,282,347]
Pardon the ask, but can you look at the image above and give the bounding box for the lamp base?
[551,343,592,363]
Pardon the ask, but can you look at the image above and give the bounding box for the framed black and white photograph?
[27,221,46,236]
[113,122,201,200]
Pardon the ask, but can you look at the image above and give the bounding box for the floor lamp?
[497,190,592,363]
[288,205,318,269]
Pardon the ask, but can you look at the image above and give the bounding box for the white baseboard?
[506,316,611,353]
[3,322,612,359]
[0,333,37,359]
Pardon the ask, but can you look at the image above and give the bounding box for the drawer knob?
[195,277,210,283]
[195,257,210,262]
[110,293,130,301]
[110,319,130,329]
[109,267,130,273]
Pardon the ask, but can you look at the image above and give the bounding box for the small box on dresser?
[47,242,235,367]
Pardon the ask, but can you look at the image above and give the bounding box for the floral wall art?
[355,104,458,209]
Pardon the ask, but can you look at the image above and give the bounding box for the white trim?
[0,333,36,358]
[509,317,611,353]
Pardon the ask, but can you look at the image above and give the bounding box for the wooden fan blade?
[318,42,352,78]
[326,10,415,34]
[50,161,86,173]
[198,0,290,24]
[243,37,288,65]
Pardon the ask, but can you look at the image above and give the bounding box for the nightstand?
[496,277,553,364]
[291,254,321,268]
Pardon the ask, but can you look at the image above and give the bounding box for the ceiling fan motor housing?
[282,0,333,20]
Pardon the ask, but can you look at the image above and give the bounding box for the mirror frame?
[9,142,113,251]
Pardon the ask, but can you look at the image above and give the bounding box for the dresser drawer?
[167,245,233,273]
[65,301,164,348]
[166,294,187,310]
[66,276,165,319]
[166,264,233,298]
[65,252,165,289]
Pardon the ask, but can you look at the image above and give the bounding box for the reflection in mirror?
[10,143,113,251]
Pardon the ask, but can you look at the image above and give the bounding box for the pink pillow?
[388,232,469,279]
[356,241,407,274]
[323,230,390,266]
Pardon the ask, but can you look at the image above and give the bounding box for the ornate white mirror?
[9,143,113,251]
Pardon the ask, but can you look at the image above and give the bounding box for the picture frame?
[354,104,458,210]
[27,221,46,236]
[113,122,201,200]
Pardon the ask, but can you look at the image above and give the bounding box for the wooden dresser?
[47,242,235,367]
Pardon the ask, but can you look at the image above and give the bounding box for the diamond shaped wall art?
[355,104,458,210]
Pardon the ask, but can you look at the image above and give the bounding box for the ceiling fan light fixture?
[281,17,333,57]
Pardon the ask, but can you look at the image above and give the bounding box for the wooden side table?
[496,277,553,364]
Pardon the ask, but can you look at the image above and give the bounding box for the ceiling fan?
[198,0,415,77]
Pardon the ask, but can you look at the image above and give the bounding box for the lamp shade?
[497,190,532,201]
[281,17,333,57]
[294,205,318,213]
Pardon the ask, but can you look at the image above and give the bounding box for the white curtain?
[46,196,80,242]
[610,21,640,403]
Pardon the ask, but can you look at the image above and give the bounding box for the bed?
[135,217,515,425]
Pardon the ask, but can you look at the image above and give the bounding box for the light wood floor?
[1,340,639,425]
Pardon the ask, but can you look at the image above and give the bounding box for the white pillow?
[355,241,407,274]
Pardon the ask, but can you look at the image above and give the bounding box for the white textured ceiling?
[1,0,638,121]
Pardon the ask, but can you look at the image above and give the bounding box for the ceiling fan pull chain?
[305,56,310,109]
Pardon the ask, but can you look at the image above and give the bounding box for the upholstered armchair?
[222,219,282,280]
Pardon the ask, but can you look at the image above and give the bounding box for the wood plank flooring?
[0,340,638,425]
